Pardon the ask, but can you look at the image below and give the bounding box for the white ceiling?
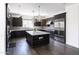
[8,3,66,19]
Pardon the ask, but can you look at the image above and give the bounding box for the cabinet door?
[12,17,22,26]
[33,35,49,46]
[55,13,66,19]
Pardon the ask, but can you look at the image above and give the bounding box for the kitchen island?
[26,31,50,47]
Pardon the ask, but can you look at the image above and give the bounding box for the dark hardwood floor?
[6,37,79,55]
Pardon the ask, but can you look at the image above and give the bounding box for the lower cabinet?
[26,32,49,47]
[10,31,26,38]
[54,30,65,43]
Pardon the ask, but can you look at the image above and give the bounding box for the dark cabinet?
[26,31,49,47]
[53,12,66,43]
[34,22,41,26]
[34,19,47,26]
[12,17,22,26]
[55,13,66,19]
[10,31,26,38]
[54,30,64,37]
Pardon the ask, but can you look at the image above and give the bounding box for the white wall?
[66,4,79,48]
[0,3,5,55]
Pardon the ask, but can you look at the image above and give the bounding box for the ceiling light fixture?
[38,6,41,21]
[32,5,41,22]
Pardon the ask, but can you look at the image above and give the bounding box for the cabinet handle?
[39,37,43,40]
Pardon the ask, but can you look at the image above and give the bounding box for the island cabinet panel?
[26,31,49,47]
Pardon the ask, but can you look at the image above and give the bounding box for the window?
[23,19,33,28]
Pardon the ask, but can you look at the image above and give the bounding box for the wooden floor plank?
[6,37,79,55]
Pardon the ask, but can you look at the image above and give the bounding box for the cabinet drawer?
[33,35,49,41]
[33,35,49,46]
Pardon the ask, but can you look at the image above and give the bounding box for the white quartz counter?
[26,31,50,36]
[10,27,33,32]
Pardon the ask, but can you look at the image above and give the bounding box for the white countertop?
[26,31,50,36]
[10,27,33,32]
[34,26,54,31]
[34,26,64,31]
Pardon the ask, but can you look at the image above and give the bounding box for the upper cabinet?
[55,13,66,19]
[12,17,22,27]
[54,13,66,30]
